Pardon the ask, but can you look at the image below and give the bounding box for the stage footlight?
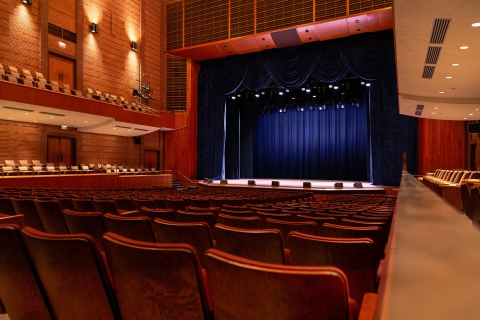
[220,179,228,185]
[334,182,343,188]
[354,182,363,188]
[272,181,280,187]
[248,180,256,186]
[303,182,312,188]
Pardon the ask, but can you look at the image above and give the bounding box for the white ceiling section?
[0,100,161,137]
[394,0,480,120]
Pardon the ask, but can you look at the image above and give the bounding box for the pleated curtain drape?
[198,30,418,186]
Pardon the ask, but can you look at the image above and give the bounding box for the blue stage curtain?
[370,70,418,185]
[311,40,349,83]
[197,68,226,180]
[254,103,368,180]
[198,30,418,185]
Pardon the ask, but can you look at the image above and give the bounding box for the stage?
[199,178,391,198]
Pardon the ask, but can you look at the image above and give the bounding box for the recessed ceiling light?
[434,107,439,109]
[312,95,316,98]
[8,117,13,120]
[25,113,28,115]
[452,63,460,66]
[333,86,339,89]
[50,116,54,118]
[432,112,436,114]
[446,76,452,79]
[460,46,469,50]
[439,91,445,94]
[476,109,479,111]
[113,128,116,129]
[85,121,88,123]
[469,114,474,116]
[472,22,480,27]
[464,118,467,120]
[34,120,37,122]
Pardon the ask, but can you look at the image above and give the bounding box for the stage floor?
[203,178,384,192]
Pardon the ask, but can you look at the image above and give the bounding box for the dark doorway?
[47,137,75,167]
[470,144,477,171]
[144,150,159,170]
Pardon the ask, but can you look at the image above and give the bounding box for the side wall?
[0,119,162,167]
[418,118,466,174]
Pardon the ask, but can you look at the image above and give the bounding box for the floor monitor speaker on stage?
[354,182,363,188]
[204,177,209,183]
[208,179,213,184]
[334,182,343,188]
[272,181,280,187]
[248,180,256,186]
[220,179,228,184]
[303,182,311,188]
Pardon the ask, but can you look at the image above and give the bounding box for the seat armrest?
[377,259,385,283]
[358,293,377,320]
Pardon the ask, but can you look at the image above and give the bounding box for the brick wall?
[0,119,144,167]
[0,0,41,73]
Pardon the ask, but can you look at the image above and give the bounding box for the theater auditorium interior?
[1,0,480,319]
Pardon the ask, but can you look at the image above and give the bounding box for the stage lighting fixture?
[313,95,316,98]
[300,107,304,112]
[366,83,371,87]
[231,96,236,99]
[309,105,314,111]
[336,103,340,109]
[329,85,333,88]
[272,181,280,187]
[285,89,289,92]
[131,41,138,51]
[91,22,99,33]
[361,81,365,85]
[261,91,265,95]
[302,87,306,91]
[333,86,339,89]
[237,93,241,97]
[22,0,32,4]
[306,85,311,92]
[340,104,344,109]
[255,92,260,97]
[279,109,283,113]
[356,102,360,107]
[283,107,287,113]
[279,90,284,95]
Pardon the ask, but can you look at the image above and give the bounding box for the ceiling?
[0,100,164,137]
[394,0,480,120]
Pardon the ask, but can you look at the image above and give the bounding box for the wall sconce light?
[22,0,32,4]
[131,41,138,51]
[90,22,99,33]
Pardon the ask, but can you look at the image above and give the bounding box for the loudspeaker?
[220,179,228,184]
[303,182,311,188]
[353,182,363,188]
[208,179,213,184]
[203,177,209,183]
[334,182,343,188]
[248,180,256,186]
[133,136,141,144]
[272,181,280,187]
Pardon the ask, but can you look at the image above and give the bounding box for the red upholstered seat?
[103,232,212,320]
[103,213,156,242]
[217,213,262,229]
[204,248,358,320]
[21,227,121,320]
[63,209,106,251]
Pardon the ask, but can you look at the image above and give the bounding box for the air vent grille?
[47,23,77,43]
[315,0,346,22]
[415,104,424,116]
[166,1,183,50]
[230,0,255,38]
[349,0,391,15]
[184,0,229,47]
[115,125,131,129]
[422,66,435,79]
[39,111,65,117]
[166,55,187,112]
[430,19,450,44]
[133,128,149,132]
[425,46,441,64]
[3,106,35,112]
[257,0,313,33]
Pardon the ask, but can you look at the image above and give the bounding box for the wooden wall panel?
[418,118,466,174]
[0,174,172,188]
[163,60,199,180]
